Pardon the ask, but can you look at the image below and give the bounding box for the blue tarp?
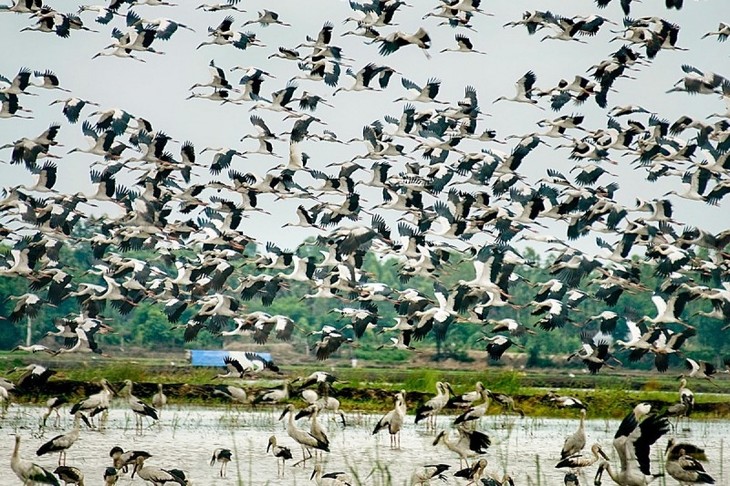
[189,350,272,367]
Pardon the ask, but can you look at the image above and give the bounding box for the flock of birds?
[1,370,721,485]
[1,0,729,375]
[1,0,730,484]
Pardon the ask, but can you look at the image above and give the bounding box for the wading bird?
[12,435,60,486]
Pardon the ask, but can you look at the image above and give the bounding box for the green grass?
[2,352,729,418]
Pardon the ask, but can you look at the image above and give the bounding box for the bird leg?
[292,447,312,467]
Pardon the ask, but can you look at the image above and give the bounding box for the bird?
[109,447,152,473]
[373,390,407,449]
[131,454,189,486]
[53,466,84,486]
[702,22,729,42]
[152,383,167,415]
[253,381,290,405]
[119,380,159,432]
[414,381,453,429]
[278,404,329,467]
[243,10,291,27]
[210,448,232,478]
[12,363,56,390]
[440,33,487,54]
[494,71,542,108]
[594,403,670,486]
[267,435,293,477]
[410,464,450,485]
[377,27,432,59]
[560,408,587,459]
[11,435,60,486]
[36,413,83,465]
[310,464,352,485]
[103,466,119,486]
[298,371,337,390]
[432,426,490,467]
[69,379,114,429]
[395,77,446,104]
[556,443,609,470]
[665,446,715,485]
[42,397,68,428]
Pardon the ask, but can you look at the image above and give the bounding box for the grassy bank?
[2,352,729,418]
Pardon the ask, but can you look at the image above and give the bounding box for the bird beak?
[131,463,138,478]
[598,447,609,460]
[278,409,288,421]
[310,469,317,480]
[266,442,272,453]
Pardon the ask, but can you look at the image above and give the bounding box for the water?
[1,405,727,485]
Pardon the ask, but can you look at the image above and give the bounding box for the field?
[3,351,729,419]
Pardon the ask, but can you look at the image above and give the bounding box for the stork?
[279,404,329,466]
[36,413,84,465]
[373,390,407,449]
[267,436,293,477]
[11,435,60,486]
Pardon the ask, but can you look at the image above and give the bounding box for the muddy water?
[1,405,727,485]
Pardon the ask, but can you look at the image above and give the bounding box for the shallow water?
[1,404,727,485]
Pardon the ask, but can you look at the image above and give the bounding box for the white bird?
[213,384,248,405]
[131,454,189,486]
[36,413,83,465]
[69,379,114,429]
[410,464,450,485]
[310,464,351,485]
[267,435,293,477]
[152,383,167,416]
[595,404,670,486]
[494,71,542,108]
[414,381,453,429]
[119,380,159,432]
[561,408,587,459]
[556,443,609,470]
[278,404,329,467]
[210,448,232,478]
[11,435,60,486]
[432,426,490,467]
[372,390,406,449]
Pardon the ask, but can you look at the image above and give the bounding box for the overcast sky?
[0,0,727,253]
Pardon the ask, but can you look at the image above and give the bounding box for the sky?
[0,0,728,254]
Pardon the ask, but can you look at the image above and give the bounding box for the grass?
[2,352,729,418]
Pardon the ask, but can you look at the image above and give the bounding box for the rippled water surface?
[1,404,727,485]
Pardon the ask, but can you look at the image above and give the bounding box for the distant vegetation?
[1,227,728,374]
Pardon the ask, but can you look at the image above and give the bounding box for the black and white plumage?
[373,390,407,449]
[12,435,60,486]
[109,447,152,473]
[42,396,68,428]
[432,426,490,467]
[36,414,83,465]
[595,403,670,486]
[556,443,608,470]
[13,363,56,389]
[298,371,337,390]
[53,466,84,486]
[410,464,450,485]
[119,380,159,430]
[414,381,453,428]
[665,445,715,485]
[278,404,329,466]
[69,379,114,429]
[213,384,248,404]
[267,435,293,477]
[131,454,188,486]
[210,448,232,478]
